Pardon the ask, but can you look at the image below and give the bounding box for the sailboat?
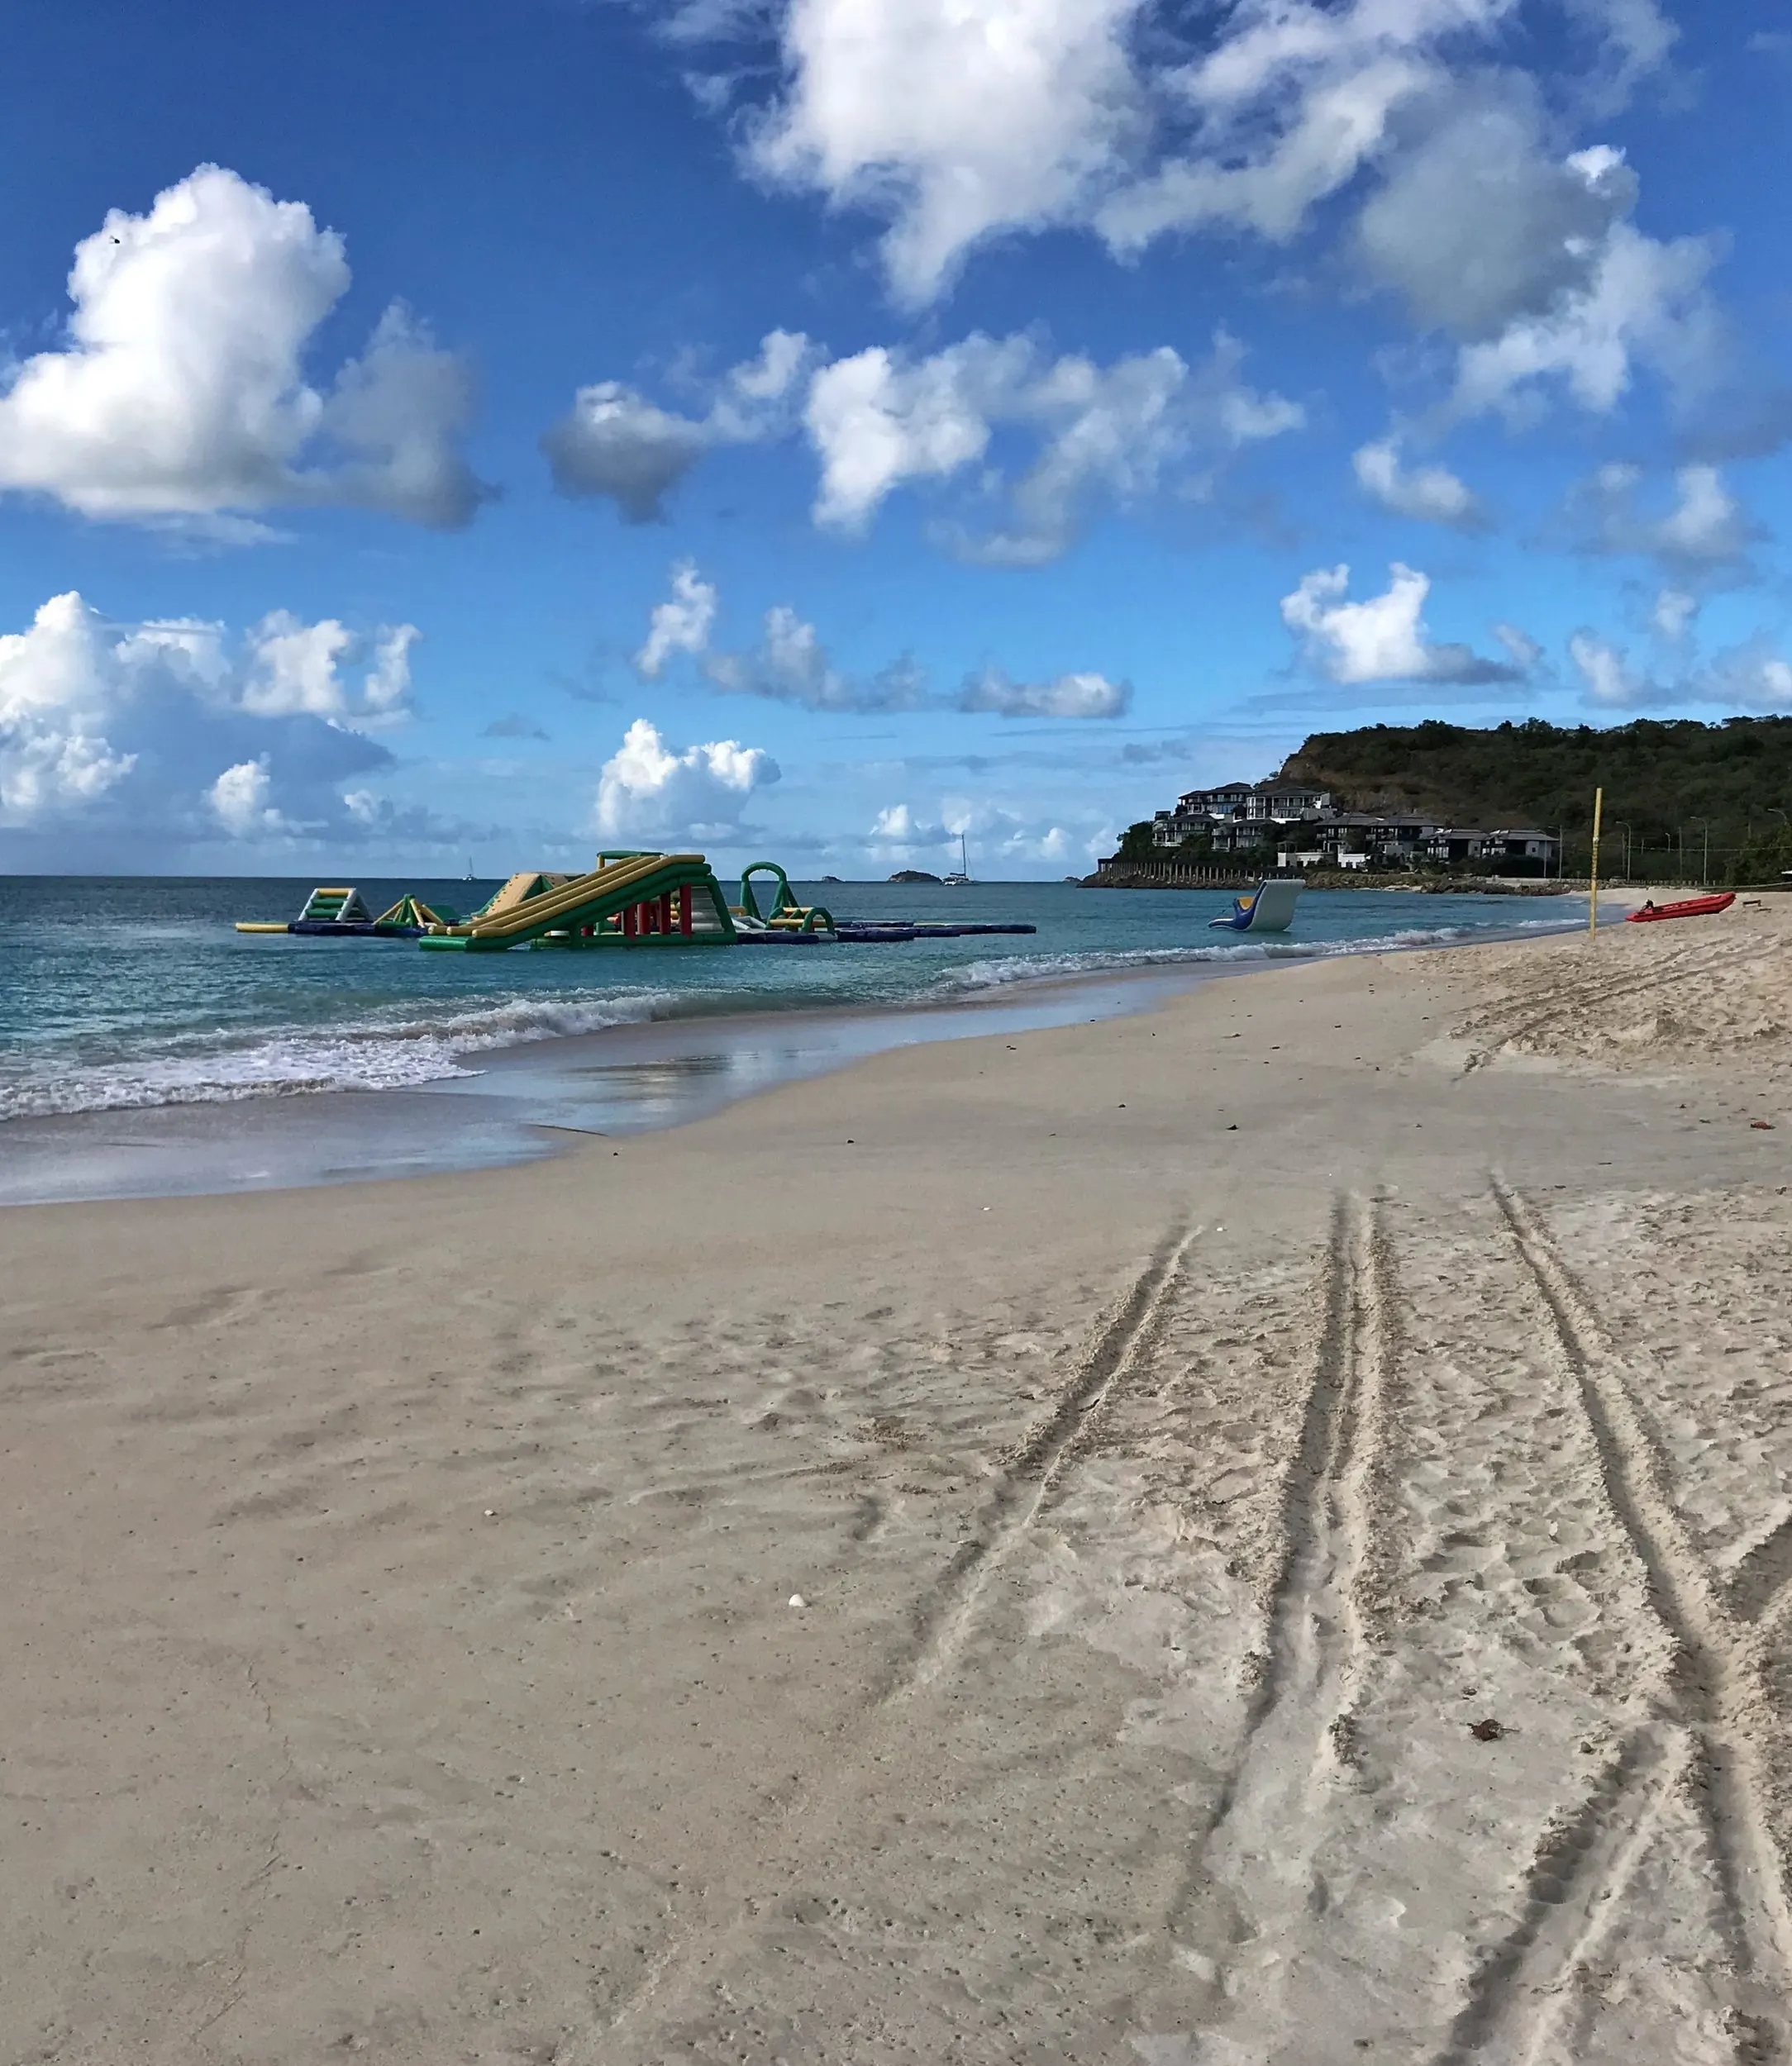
[942,832,971,887]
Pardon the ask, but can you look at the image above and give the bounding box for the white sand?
[4,911,1792,2063]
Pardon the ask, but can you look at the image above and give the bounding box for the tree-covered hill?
[1278,716,1792,878]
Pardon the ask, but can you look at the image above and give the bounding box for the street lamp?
[1686,816,1712,886]
[1610,820,1632,880]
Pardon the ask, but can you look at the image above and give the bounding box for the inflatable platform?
[236,888,455,937]
[1208,879,1303,935]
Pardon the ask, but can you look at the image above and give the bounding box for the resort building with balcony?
[1136,776,1561,876]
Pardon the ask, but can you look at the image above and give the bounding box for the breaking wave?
[0,989,684,1121]
[0,907,1580,1122]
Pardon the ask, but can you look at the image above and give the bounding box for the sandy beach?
[6,904,1792,2064]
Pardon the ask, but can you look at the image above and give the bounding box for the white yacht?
[942,833,972,886]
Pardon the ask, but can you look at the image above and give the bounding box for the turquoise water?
[0,875,1579,1124]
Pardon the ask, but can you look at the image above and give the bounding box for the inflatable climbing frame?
[418,851,739,951]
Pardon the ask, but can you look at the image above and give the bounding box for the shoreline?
[0,911,1585,1208]
[0,956,1212,1208]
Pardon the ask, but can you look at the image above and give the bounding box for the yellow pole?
[1589,785,1604,936]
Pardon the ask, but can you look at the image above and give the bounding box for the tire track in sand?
[891,1220,1198,1697]
[1171,1193,1397,1968]
[579,1224,1195,2058]
[1486,1179,1792,2060]
[1431,1721,1692,2066]
[1728,1509,1792,1631]
[1454,939,1766,1064]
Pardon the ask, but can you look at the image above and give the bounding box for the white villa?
[1152,782,1335,842]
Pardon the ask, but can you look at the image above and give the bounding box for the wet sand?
[3,911,1790,2063]
[0,966,1203,1207]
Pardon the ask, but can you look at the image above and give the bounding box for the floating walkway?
[733,920,1038,945]
[832,921,1037,942]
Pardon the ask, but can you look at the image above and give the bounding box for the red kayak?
[1625,893,1736,923]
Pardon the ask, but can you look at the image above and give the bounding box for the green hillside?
[1277,716,1792,881]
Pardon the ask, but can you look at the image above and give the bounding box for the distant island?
[889,869,942,884]
[1099,716,1792,884]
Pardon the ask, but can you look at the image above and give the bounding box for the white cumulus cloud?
[1569,630,1644,706]
[1652,588,1699,641]
[593,716,779,844]
[705,329,820,439]
[956,667,1131,717]
[0,596,141,821]
[542,330,814,521]
[1106,0,1671,272]
[1101,49,1435,255]
[1448,215,1721,423]
[554,327,1294,558]
[0,589,415,850]
[704,606,931,712]
[1353,93,1633,340]
[806,337,1014,532]
[752,0,1148,304]
[1493,621,1544,671]
[636,561,721,678]
[806,329,1299,560]
[870,802,946,845]
[1648,466,1752,565]
[1341,102,1725,426]
[238,613,418,721]
[541,385,709,523]
[208,757,290,838]
[1741,657,1792,710]
[667,0,1680,323]
[1570,625,1792,712]
[361,626,420,716]
[1351,438,1485,529]
[0,165,484,531]
[867,796,1090,867]
[632,564,926,710]
[634,564,1128,716]
[1570,463,1758,575]
[1281,562,1523,684]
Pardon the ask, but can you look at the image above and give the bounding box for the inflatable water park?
[235,854,1043,950]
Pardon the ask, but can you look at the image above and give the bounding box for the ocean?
[0,874,1577,1129]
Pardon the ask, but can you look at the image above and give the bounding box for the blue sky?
[1,0,1789,876]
